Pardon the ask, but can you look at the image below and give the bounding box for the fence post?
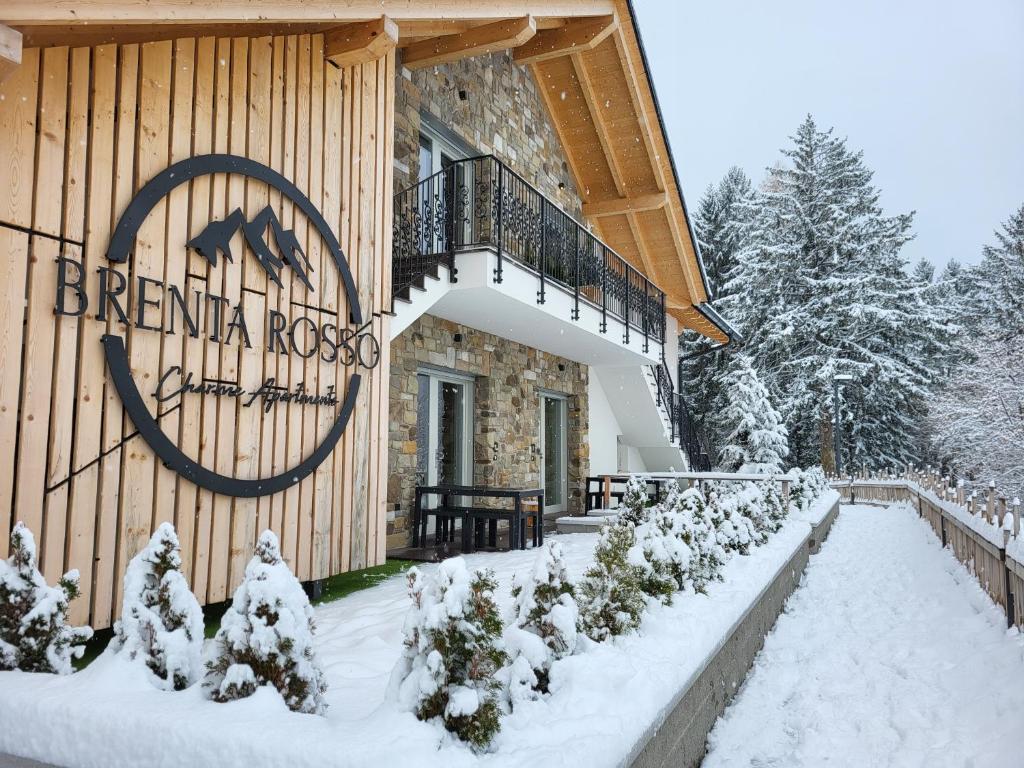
[537,197,546,305]
[599,245,608,334]
[572,226,581,321]
[781,478,791,515]
[1013,498,1021,538]
[494,161,504,284]
[986,483,996,524]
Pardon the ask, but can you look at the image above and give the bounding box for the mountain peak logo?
[187,205,315,291]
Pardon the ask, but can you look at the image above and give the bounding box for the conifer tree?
[506,542,578,697]
[618,475,650,525]
[717,355,789,474]
[115,523,204,690]
[204,531,327,714]
[392,559,506,749]
[576,524,646,641]
[718,115,952,469]
[0,522,92,674]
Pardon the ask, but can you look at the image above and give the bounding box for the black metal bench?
[413,485,545,552]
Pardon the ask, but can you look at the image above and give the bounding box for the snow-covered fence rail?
[831,469,1023,631]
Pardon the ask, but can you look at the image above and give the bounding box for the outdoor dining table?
[413,484,545,552]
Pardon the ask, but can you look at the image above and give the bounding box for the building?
[0,1,735,629]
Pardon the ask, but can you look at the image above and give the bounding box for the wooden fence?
[0,35,395,630]
[832,470,1023,631]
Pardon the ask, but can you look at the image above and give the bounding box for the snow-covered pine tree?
[718,115,952,470]
[0,522,92,674]
[204,531,327,714]
[392,559,506,749]
[576,523,646,641]
[115,522,204,690]
[680,167,754,445]
[717,355,789,474]
[618,474,650,525]
[670,488,724,592]
[705,489,755,555]
[506,542,578,697]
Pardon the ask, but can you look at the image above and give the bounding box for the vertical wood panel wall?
[0,35,394,629]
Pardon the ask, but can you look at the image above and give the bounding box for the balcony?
[392,155,667,353]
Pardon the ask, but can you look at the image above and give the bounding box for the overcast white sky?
[634,0,1024,268]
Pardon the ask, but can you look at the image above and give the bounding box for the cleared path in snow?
[704,503,1024,768]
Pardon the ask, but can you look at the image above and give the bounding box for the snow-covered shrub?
[759,481,788,532]
[0,522,92,674]
[114,522,203,690]
[577,523,646,641]
[707,490,755,555]
[506,542,578,698]
[717,355,789,474]
[672,488,725,592]
[630,496,694,601]
[791,466,829,511]
[729,482,772,543]
[618,475,651,526]
[392,559,507,750]
[204,531,326,715]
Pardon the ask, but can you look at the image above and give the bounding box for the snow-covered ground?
[705,503,1024,768]
[0,494,836,768]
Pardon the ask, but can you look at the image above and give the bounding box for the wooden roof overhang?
[1,0,735,344]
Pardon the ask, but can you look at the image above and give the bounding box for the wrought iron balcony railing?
[392,155,667,347]
[652,360,714,471]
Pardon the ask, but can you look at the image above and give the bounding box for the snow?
[0,493,838,768]
[705,503,1024,768]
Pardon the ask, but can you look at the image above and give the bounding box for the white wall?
[665,314,680,388]
[587,373,621,476]
[587,373,649,474]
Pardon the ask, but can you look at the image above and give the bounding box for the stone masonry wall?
[394,50,583,219]
[387,314,589,550]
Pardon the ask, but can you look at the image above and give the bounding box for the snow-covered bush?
[392,559,507,750]
[204,531,326,715]
[758,481,788,532]
[717,355,790,474]
[618,475,651,526]
[791,466,829,511]
[506,542,578,698]
[630,496,695,601]
[672,488,725,592]
[0,522,92,674]
[114,523,203,690]
[577,523,646,641]
[707,490,755,555]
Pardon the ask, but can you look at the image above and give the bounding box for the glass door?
[540,395,568,514]
[417,371,474,497]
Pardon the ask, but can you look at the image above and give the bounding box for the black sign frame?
[102,154,364,498]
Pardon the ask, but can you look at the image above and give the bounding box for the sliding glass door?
[540,394,568,514]
[417,371,474,494]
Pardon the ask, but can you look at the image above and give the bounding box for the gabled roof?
[1,0,736,342]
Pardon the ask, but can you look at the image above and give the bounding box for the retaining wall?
[627,498,840,768]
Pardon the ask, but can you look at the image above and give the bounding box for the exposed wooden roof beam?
[583,191,667,219]
[611,30,664,191]
[401,16,537,70]
[0,2,614,25]
[570,51,626,197]
[325,16,397,67]
[0,25,21,84]
[513,14,616,64]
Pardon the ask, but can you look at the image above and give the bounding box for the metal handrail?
[391,155,666,343]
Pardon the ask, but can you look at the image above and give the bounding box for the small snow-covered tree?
[204,531,326,715]
[717,355,789,474]
[706,490,755,556]
[577,524,646,641]
[506,542,578,698]
[0,522,92,674]
[618,475,650,525]
[392,559,506,750]
[672,488,724,592]
[115,523,204,690]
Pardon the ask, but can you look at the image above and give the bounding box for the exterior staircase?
[644,361,714,471]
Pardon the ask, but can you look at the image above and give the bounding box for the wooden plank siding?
[0,33,393,630]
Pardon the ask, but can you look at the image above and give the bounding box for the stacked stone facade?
[387,315,589,550]
[393,51,583,219]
